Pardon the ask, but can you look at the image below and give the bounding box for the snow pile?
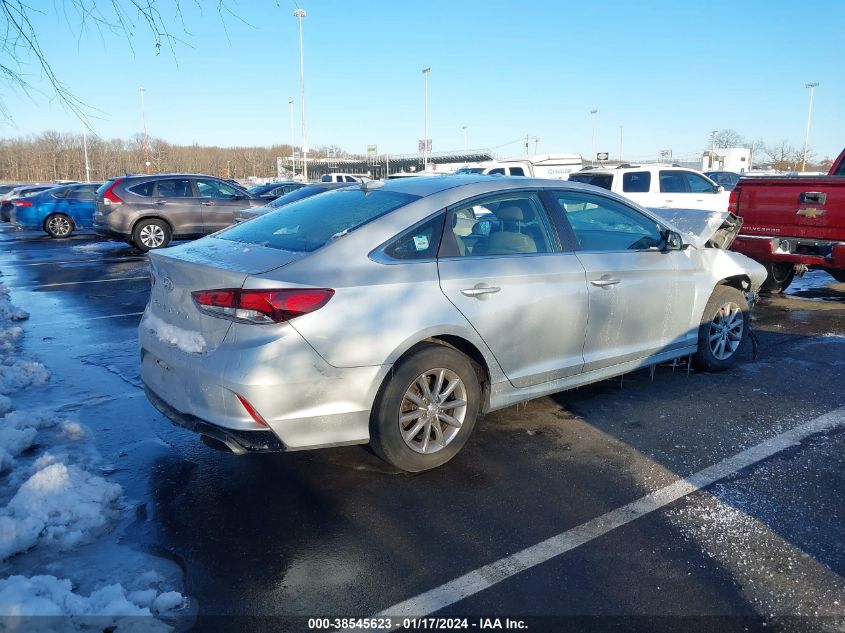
[0,572,184,627]
[0,463,122,560]
[140,312,206,354]
[0,278,187,627]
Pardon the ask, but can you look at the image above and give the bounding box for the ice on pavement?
[140,312,206,354]
[0,272,186,627]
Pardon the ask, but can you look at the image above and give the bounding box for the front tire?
[370,344,481,472]
[693,285,750,372]
[132,219,172,252]
[761,263,795,293]
[45,213,74,238]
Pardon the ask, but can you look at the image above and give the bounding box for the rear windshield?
[568,173,613,190]
[219,188,419,252]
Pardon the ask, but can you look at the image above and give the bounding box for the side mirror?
[714,185,725,194]
[663,230,685,251]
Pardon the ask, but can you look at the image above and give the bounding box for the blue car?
[10,182,102,238]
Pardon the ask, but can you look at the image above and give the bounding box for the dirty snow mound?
[0,463,122,560]
[0,360,50,395]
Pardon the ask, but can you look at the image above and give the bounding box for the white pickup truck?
[568,164,729,213]
[482,154,583,179]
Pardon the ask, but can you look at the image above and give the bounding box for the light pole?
[619,124,623,162]
[294,8,308,181]
[139,86,150,173]
[462,125,468,152]
[422,67,431,170]
[288,98,295,176]
[590,109,597,164]
[802,82,819,172]
[80,115,90,183]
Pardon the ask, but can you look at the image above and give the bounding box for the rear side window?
[155,179,193,198]
[69,185,98,200]
[51,188,70,199]
[567,173,613,190]
[383,214,445,260]
[488,168,506,175]
[219,189,419,252]
[128,182,155,197]
[509,167,526,176]
[622,172,651,193]
[321,175,333,182]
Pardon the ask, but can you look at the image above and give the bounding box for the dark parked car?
[246,181,305,200]
[10,182,102,238]
[234,182,352,223]
[704,171,742,191]
[1,185,56,222]
[93,174,263,251]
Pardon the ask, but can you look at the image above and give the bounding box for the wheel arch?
[131,214,174,236]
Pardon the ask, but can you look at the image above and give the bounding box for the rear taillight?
[12,200,32,207]
[728,187,740,214]
[103,178,124,206]
[191,288,334,324]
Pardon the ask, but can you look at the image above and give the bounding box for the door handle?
[201,201,213,206]
[460,284,501,298]
[799,191,826,205]
[591,277,621,287]
[153,200,167,205]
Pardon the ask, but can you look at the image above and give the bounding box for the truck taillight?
[191,288,334,324]
[728,187,740,214]
[102,178,124,206]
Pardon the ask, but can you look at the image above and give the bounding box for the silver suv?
[93,174,262,251]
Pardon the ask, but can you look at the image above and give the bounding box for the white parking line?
[15,276,149,289]
[362,406,845,626]
[36,312,144,326]
[14,257,147,267]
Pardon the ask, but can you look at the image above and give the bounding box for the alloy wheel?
[708,301,744,360]
[399,368,468,454]
[47,216,71,237]
[139,224,165,248]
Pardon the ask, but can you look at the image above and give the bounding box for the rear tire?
[45,213,74,238]
[132,219,172,252]
[761,263,795,293]
[370,344,480,472]
[693,285,750,372]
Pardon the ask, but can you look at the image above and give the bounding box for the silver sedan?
[139,176,766,471]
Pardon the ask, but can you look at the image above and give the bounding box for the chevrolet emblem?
[796,208,825,218]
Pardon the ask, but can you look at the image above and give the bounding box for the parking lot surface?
[2,227,844,632]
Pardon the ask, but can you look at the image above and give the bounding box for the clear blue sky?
[2,0,842,161]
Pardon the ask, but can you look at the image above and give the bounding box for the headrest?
[494,205,526,222]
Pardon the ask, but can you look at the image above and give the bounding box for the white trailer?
[482,154,583,179]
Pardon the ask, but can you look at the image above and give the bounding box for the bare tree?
[713,129,744,149]
[0,1,238,121]
[743,138,766,166]
[763,140,801,172]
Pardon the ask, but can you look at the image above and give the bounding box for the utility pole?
[802,82,819,172]
[139,86,150,173]
[294,9,308,181]
[289,98,296,177]
[80,116,90,183]
[619,124,623,162]
[590,109,598,164]
[422,67,431,170]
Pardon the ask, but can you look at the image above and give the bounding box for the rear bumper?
[139,309,387,451]
[93,220,129,241]
[732,235,845,270]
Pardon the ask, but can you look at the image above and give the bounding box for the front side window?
[622,171,651,193]
[553,191,663,251]
[196,179,240,199]
[509,167,526,176]
[440,191,557,257]
[488,168,505,175]
[383,214,444,260]
[321,175,333,182]
[219,189,418,252]
[685,172,717,193]
[155,179,193,198]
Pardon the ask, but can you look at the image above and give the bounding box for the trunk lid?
[649,208,741,249]
[145,237,306,352]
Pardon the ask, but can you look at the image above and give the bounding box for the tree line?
[0,131,353,183]
[711,129,832,172]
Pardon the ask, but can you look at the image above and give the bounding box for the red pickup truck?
[729,148,845,292]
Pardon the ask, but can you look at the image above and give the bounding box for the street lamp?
[462,125,468,152]
[294,8,308,181]
[802,82,819,172]
[619,124,623,162]
[80,115,90,183]
[422,67,431,170]
[288,98,295,176]
[139,86,150,173]
[590,109,598,164]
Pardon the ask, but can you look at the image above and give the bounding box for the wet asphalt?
[2,227,844,633]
